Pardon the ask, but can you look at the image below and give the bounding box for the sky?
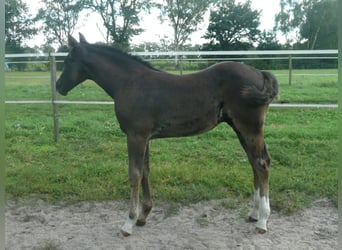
[25,0,281,47]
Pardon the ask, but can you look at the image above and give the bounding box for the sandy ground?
[5,198,337,250]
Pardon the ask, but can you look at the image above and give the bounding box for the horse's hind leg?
[232,121,271,233]
[136,142,153,226]
[250,142,271,234]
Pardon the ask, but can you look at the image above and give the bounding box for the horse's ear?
[79,33,88,44]
[68,34,78,49]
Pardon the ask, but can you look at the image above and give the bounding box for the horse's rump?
[240,71,279,106]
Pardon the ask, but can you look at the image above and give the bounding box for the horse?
[56,34,279,237]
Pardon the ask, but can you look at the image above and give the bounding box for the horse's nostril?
[55,84,68,96]
[58,90,68,96]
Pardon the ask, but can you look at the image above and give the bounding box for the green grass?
[4,69,338,214]
[272,69,338,104]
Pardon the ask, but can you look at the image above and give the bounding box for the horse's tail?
[241,71,279,106]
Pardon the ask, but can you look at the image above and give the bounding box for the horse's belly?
[152,113,219,139]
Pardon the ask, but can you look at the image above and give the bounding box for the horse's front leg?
[120,134,148,237]
[136,142,153,226]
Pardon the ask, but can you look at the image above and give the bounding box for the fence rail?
[4,49,338,58]
[5,50,338,141]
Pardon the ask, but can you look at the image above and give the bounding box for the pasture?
[5,69,338,214]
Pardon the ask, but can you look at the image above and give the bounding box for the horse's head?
[56,33,89,96]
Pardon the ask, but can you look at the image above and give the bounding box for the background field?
[4,68,338,214]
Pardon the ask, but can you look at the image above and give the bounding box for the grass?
[272,69,338,104]
[4,69,338,214]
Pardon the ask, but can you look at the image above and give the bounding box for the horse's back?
[209,62,263,85]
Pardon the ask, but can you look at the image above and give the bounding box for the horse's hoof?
[136,220,146,226]
[256,227,267,234]
[248,216,258,222]
[119,230,131,237]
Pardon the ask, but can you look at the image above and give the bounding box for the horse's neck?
[86,55,133,99]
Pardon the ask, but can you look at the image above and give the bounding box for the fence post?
[288,54,292,86]
[50,54,59,142]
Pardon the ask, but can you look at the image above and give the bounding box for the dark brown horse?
[56,34,279,236]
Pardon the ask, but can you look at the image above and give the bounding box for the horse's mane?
[88,43,160,71]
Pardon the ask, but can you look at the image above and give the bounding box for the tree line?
[5,0,337,54]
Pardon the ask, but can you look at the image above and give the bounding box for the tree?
[257,30,282,50]
[274,0,302,45]
[85,0,152,50]
[299,0,337,49]
[255,30,284,70]
[5,0,37,53]
[35,0,86,49]
[203,0,261,50]
[275,0,337,49]
[158,0,212,51]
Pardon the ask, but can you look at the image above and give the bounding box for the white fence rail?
[4,49,338,58]
[5,50,338,141]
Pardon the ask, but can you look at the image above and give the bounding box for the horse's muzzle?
[55,81,68,96]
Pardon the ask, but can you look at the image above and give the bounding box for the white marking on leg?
[121,205,139,236]
[121,218,136,235]
[248,188,260,220]
[255,196,270,232]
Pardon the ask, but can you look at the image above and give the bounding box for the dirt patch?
[6,198,337,250]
